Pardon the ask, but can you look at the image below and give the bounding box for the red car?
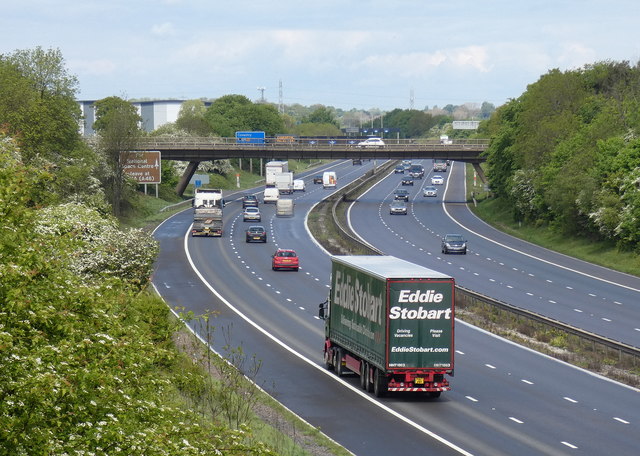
[272,248,299,271]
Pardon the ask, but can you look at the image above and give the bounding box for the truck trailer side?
[320,255,455,397]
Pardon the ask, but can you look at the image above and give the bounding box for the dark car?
[441,233,467,254]
[313,174,323,184]
[352,158,363,165]
[246,225,267,243]
[242,194,259,208]
[394,165,404,174]
[409,165,425,179]
[401,176,415,186]
[389,200,408,215]
[394,189,410,201]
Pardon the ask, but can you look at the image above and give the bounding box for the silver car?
[441,234,467,254]
[243,207,261,222]
[423,186,438,197]
[389,200,408,215]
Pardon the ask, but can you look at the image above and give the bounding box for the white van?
[322,171,337,189]
[276,198,294,217]
[293,179,306,192]
[263,187,279,204]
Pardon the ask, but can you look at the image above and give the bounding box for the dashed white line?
[563,397,578,403]
[509,417,523,424]
[521,379,534,385]
[561,441,578,449]
[613,417,629,424]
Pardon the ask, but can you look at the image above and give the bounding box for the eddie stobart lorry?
[319,255,455,397]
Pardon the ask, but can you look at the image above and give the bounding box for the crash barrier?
[456,286,640,368]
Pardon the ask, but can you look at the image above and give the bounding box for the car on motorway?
[431,174,444,185]
[389,200,408,215]
[242,207,261,222]
[245,225,267,243]
[394,188,410,201]
[409,165,425,179]
[423,186,438,197]
[313,174,323,184]
[356,137,385,148]
[352,158,363,165]
[293,179,306,192]
[242,194,259,208]
[394,165,404,174]
[401,176,414,186]
[272,248,299,271]
[441,233,467,254]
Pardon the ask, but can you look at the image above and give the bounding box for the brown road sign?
[120,151,161,183]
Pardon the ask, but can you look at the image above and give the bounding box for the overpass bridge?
[135,137,490,195]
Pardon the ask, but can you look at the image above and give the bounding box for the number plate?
[414,377,424,385]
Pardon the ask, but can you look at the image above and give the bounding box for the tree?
[302,106,339,128]
[176,99,211,135]
[93,96,143,216]
[1,47,83,163]
[204,94,284,137]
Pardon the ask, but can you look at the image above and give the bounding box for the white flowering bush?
[36,202,158,288]
[1,137,278,455]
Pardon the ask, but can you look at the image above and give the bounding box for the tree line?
[480,60,640,252]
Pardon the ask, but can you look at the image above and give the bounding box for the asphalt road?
[152,159,640,455]
[348,160,640,348]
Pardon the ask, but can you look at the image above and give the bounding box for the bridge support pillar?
[471,162,487,184]
[176,161,200,196]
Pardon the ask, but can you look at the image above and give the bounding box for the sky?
[3,0,640,111]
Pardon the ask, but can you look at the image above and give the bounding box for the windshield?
[446,235,464,242]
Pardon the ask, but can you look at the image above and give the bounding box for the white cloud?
[71,59,117,76]
[151,22,176,37]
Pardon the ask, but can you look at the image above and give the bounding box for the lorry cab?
[322,171,337,189]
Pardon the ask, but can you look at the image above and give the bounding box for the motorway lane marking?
[613,417,629,424]
[561,441,578,449]
[563,397,578,403]
[465,396,478,402]
[508,417,523,424]
[521,379,534,385]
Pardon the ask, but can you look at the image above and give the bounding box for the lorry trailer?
[319,255,455,397]
[191,207,223,237]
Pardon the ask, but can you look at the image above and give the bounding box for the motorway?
[348,161,640,348]
[152,159,640,455]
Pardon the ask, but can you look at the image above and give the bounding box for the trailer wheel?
[359,362,368,389]
[323,349,334,371]
[334,348,345,377]
[373,368,387,397]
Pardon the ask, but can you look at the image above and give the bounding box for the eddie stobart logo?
[333,269,384,325]
[389,289,452,320]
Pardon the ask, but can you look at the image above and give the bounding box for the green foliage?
[204,94,284,136]
[302,106,339,128]
[0,47,84,164]
[0,131,279,455]
[93,96,144,216]
[482,60,640,251]
[175,99,211,135]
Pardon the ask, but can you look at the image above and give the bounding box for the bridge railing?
[137,137,490,150]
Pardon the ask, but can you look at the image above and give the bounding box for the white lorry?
[193,188,224,208]
[274,172,294,194]
[265,161,289,186]
[322,171,337,189]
